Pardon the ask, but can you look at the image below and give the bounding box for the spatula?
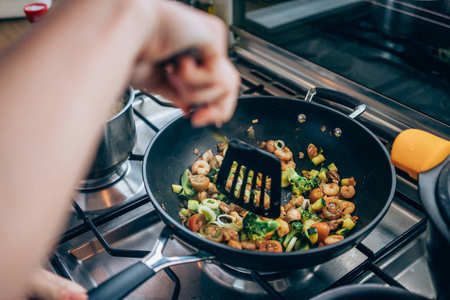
[216,139,282,218]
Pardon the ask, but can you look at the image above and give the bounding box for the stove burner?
[79,161,130,191]
[74,160,144,212]
[203,263,317,295]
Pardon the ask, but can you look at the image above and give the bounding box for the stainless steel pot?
[86,87,136,179]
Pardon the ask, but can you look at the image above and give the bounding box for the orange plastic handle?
[391,129,450,180]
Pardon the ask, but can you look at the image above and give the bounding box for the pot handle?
[87,227,215,300]
[391,129,450,180]
[305,88,366,119]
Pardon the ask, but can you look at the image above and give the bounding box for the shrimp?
[322,183,339,196]
[275,219,289,237]
[241,241,257,250]
[340,200,355,214]
[322,197,343,220]
[223,228,239,242]
[192,160,211,175]
[274,147,293,161]
[324,235,344,245]
[307,143,318,159]
[265,140,276,153]
[281,159,296,171]
[228,240,242,249]
[202,150,214,162]
[340,186,356,199]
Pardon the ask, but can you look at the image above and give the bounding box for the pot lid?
[437,160,450,227]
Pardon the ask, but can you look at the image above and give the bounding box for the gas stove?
[49,9,450,299]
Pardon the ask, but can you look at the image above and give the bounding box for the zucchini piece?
[343,218,356,230]
[309,169,319,178]
[303,219,316,230]
[327,163,338,172]
[336,228,350,237]
[318,171,327,180]
[310,198,326,211]
[297,242,310,251]
[307,227,319,244]
[320,167,328,173]
[172,184,182,194]
[311,154,325,166]
[187,200,200,213]
[180,208,191,218]
[341,178,349,186]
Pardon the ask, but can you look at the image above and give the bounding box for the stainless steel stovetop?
[49,32,450,299]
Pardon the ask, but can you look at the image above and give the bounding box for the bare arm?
[0,0,239,298]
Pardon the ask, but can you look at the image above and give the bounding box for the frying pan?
[88,88,396,300]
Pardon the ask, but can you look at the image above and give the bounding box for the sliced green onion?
[275,140,285,149]
[202,198,219,210]
[198,205,216,222]
[286,236,298,252]
[188,200,200,212]
[217,214,243,231]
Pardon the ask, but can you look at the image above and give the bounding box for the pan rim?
[142,96,396,260]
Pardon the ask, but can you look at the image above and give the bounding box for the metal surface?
[87,87,137,178]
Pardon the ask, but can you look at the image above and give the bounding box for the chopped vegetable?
[311,154,326,165]
[310,222,330,242]
[188,200,200,212]
[281,171,290,188]
[310,198,326,211]
[179,169,195,199]
[171,184,182,194]
[327,163,338,172]
[202,199,219,210]
[283,221,304,248]
[190,175,210,192]
[198,205,216,222]
[199,224,223,242]
[180,208,191,218]
[187,214,207,232]
[256,240,283,252]
[306,227,319,244]
[342,218,356,230]
[243,212,280,241]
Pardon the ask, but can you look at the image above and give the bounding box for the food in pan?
[172,140,358,252]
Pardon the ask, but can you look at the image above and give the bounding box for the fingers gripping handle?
[88,262,155,300]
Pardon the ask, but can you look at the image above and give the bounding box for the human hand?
[131,1,240,127]
[24,268,87,300]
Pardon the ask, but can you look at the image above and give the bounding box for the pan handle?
[305,88,366,119]
[87,227,215,300]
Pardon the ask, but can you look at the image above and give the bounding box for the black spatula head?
[216,139,281,218]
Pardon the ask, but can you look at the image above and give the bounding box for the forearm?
[0,0,158,298]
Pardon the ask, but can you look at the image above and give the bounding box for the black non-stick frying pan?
[88,88,396,300]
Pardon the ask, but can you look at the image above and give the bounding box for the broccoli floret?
[207,168,219,183]
[243,212,280,241]
[301,209,322,223]
[179,169,195,199]
[283,221,304,248]
[286,168,319,196]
